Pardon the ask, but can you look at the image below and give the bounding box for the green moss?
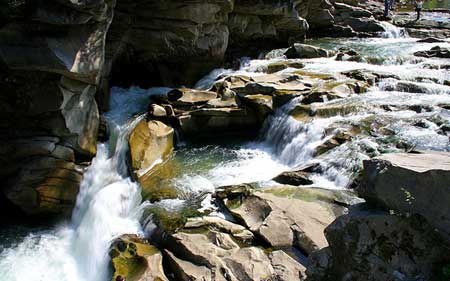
[144,205,202,233]
[225,197,244,210]
[110,237,161,281]
[264,187,335,203]
[267,61,305,74]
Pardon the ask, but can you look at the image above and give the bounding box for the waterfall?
[379,21,408,38]
[0,87,167,281]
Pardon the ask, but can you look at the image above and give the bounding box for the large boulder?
[128,120,174,188]
[359,151,450,242]
[284,44,331,59]
[307,211,450,281]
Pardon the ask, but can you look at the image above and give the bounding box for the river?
[0,23,449,281]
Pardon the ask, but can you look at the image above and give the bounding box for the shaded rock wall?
[0,0,115,218]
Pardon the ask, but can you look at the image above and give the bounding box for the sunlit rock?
[110,235,168,281]
[359,151,450,242]
[128,120,174,187]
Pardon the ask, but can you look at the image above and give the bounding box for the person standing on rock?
[415,0,424,20]
[384,0,390,17]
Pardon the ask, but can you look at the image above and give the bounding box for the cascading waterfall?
[0,87,166,281]
[379,21,408,38]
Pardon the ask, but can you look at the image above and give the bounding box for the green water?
[424,0,450,9]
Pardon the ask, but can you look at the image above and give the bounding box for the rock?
[148,104,167,117]
[168,88,218,110]
[184,216,255,244]
[342,69,400,85]
[290,103,362,122]
[179,108,260,139]
[358,151,450,242]
[219,188,342,254]
[285,43,331,59]
[315,131,354,156]
[272,171,313,186]
[406,28,450,39]
[0,0,113,216]
[307,211,450,281]
[110,235,168,281]
[263,186,364,207]
[105,0,234,87]
[163,219,306,281]
[164,250,212,281]
[227,0,309,58]
[336,47,365,62]
[394,13,450,30]
[270,250,307,281]
[343,17,385,33]
[4,154,83,217]
[414,46,450,59]
[267,61,305,74]
[417,37,445,43]
[239,94,273,122]
[128,120,174,187]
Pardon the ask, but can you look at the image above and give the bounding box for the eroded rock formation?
[0,0,114,218]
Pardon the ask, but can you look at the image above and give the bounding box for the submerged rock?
[417,37,445,43]
[414,46,450,59]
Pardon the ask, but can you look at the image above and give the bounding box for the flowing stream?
[1,23,450,280]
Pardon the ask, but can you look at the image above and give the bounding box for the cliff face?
[0,0,115,218]
[0,0,380,218]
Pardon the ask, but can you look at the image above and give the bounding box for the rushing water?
[0,87,170,281]
[1,22,450,280]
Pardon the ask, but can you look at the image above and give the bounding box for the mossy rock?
[289,103,361,122]
[267,61,305,74]
[110,235,166,281]
[263,186,363,206]
[144,205,202,234]
[140,158,181,202]
[292,70,336,81]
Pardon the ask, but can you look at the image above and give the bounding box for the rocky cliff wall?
[0,0,383,218]
[0,0,114,219]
